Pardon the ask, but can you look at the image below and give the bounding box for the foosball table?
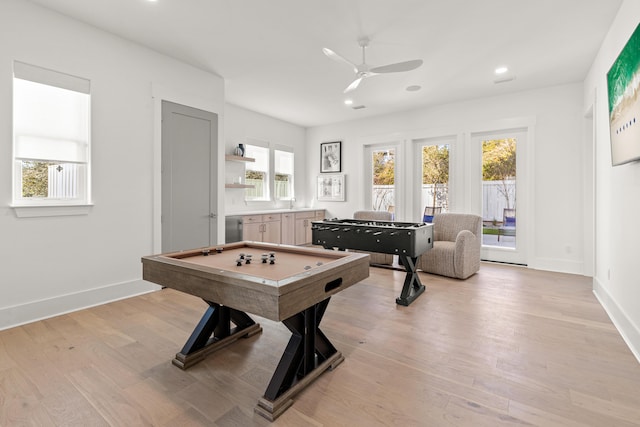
[311,218,433,306]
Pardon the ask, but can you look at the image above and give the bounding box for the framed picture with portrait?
[320,141,341,173]
[317,174,345,201]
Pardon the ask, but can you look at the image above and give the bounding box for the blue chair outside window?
[423,206,442,223]
[498,208,516,241]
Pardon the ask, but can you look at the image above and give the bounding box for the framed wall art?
[320,141,341,173]
[317,174,345,201]
[607,22,640,166]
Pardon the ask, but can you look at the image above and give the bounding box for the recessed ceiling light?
[406,85,422,92]
[344,99,353,105]
[495,66,509,75]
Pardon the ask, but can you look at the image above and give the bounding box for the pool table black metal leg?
[255,298,344,421]
[172,300,262,369]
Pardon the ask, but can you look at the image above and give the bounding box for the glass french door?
[413,137,452,222]
[364,144,398,218]
[470,129,528,265]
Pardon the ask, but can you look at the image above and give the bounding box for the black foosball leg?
[396,255,426,306]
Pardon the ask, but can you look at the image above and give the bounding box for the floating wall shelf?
[224,183,255,189]
[225,155,255,162]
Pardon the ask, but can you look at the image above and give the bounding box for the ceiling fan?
[323,37,423,93]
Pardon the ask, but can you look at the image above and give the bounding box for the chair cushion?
[433,213,481,242]
[420,241,456,277]
[354,210,393,221]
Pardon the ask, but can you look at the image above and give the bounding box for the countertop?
[225,208,323,217]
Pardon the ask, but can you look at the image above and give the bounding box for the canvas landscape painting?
[608,23,640,166]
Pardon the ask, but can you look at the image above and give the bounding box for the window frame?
[11,62,92,216]
[274,148,294,201]
[243,143,270,202]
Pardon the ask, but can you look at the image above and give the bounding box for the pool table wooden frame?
[141,241,369,421]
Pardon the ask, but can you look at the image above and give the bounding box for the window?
[274,149,294,200]
[244,144,269,201]
[12,62,91,207]
[371,148,395,211]
[421,144,450,213]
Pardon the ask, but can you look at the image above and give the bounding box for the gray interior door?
[161,100,218,252]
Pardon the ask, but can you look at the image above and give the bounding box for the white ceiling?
[26,0,622,128]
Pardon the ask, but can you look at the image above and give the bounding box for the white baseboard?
[0,279,159,331]
[529,257,585,275]
[593,277,640,364]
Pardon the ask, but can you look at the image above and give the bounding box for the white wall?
[224,103,307,214]
[584,0,640,361]
[0,0,225,329]
[306,83,588,275]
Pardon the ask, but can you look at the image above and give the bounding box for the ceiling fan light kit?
[323,37,423,93]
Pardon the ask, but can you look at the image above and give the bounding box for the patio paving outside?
[482,232,516,248]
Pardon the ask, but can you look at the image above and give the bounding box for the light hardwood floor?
[1,263,639,426]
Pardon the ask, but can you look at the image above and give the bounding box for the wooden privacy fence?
[372,180,515,221]
[47,163,80,199]
[244,179,290,199]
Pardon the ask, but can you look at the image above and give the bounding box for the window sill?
[11,204,94,218]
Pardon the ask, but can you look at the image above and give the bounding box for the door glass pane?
[421,144,449,222]
[371,148,395,214]
[482,138,516,248]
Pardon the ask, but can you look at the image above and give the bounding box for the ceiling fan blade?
[370,59,423,74]
[323,48,358,73]
[344,76,363,93]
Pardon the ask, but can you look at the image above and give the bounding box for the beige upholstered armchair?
[416,213,482,279]
[352,210,394,266]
